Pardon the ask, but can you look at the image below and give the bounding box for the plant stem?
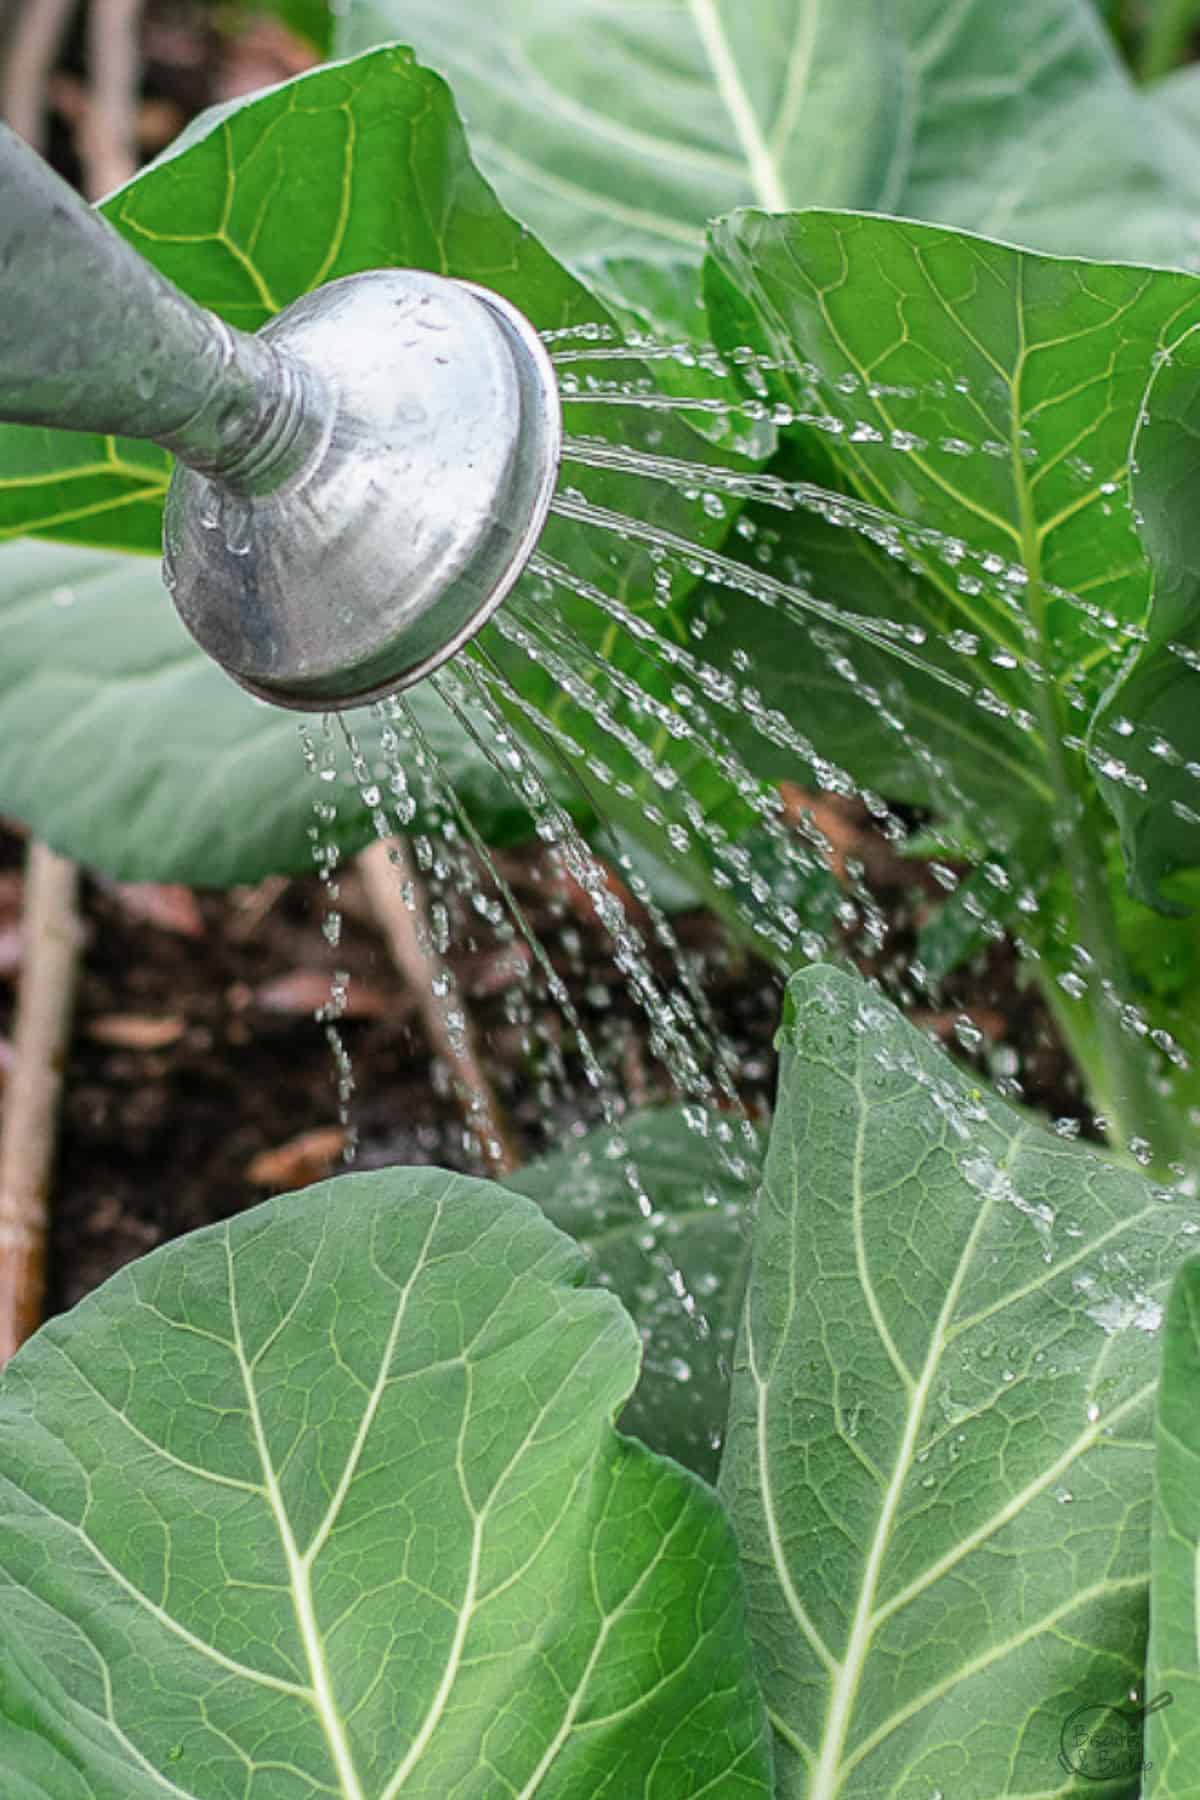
[1011,330,1184,1170]
[357,837,521,1176]
[1025,639,1182,1170]
[1139,0,1200,83]
[1026,778,1175,1160]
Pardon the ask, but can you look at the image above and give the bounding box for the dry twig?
[0,0,76,151]
[0,845,84,1363]
[79,0,142,197]
[358,838,521,1175]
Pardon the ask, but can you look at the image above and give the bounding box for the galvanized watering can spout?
[0,122,562,710]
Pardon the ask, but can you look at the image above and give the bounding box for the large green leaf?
[0,1167,773,1796]
[339,0,1200,277]
[509,1106,764,1482]
[1146,1253,1200,1793]
[701,209,1200,840]
[0,538,535,883]
[337,0,897,266]
[888,0,1200,264]
[720,963,1195,1795]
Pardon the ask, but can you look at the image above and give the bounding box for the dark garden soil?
[0,2,1088,1330]
[0,803,1084,1322]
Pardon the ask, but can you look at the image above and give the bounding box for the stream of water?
[298,319,1200,1425]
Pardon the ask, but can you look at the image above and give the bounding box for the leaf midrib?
[803,1077,1020,1797]
[227,1226,367,1800]
[768,0,822,164]
[687,0,789,211]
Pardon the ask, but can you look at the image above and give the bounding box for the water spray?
[0,122,562,710]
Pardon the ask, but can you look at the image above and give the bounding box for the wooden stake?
[79,0,142,198]
[0,0,76,153]
[358,837,521,1176]
[0,843,84,1363]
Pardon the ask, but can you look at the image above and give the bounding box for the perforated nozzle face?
[163,270,562,710]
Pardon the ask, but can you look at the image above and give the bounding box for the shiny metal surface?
[0,124,562,710]
[164,271,562,709]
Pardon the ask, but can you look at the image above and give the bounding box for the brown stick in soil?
[79,0,143,198]
[357,837,521,1176]
[0,0,77,151]
[0,844,84,1363]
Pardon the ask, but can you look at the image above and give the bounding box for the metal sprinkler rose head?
[0,124,562,712]
[164,270,561,709]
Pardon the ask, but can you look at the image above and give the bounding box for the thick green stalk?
[1026,797,1181,1169]
[1010,345,1185,1170]
[1024,618,1184,1171]
[1139,0,1200,83]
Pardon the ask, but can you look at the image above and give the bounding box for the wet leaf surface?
[1146,1253,1200,1793]
[702,208,1200,844]
[509,1104,765,1482]
[720,964,1198,1795]
[1094,323,1200,908]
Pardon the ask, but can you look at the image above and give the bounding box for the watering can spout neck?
[161,330,331,500]
[0,121,333,497]
[0,121,258,452]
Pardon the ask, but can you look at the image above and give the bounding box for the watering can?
[0,123,562,710]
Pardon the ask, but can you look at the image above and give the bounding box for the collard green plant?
[6,13,1200,1795]
[722,966,1193,1797]
[698,205,1200,1160]
[5,963,1198,1795]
